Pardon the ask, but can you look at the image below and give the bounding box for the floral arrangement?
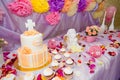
[8,0,33,17]
[85,25,100,36]
[49,0,64,12]
[46,12,60,25]
[31,0,49,13]
[0,38,8,48]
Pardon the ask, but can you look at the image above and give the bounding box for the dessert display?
[17,19,51,69]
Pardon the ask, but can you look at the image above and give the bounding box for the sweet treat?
[63,67,73,79]
[51,60,59,70]
[60,47,66,53]
[52,49,58,55]
[43,68,54,79]
[23,72,34,80]
[64,52,70,58]
[54,54,62,60]
[1,74,15,80]
[17,19,51,68]
[52,76,61,80]
[43,68,54,77]
[64,29,83,53]
[66,58,74,65]
[63,67,73,75]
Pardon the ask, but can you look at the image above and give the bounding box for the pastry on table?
[51,49,58,55]
[52,76,65,80]
[60,47,66,53]
[63,67,73,79]
[66,58,74,66]
[51,60,59,71]
[43,68,55,79]
[1,74,16,80]
[63,52,70,60]
[23,72,35,80]
[54,54,62,60]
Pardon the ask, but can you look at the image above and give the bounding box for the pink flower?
[46,12,60,25]
[88,46,102,58]
[8,0,33,17]
[86,27,90,32]
[92,31,97,35]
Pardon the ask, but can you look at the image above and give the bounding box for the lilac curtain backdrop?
[0,0,99,51]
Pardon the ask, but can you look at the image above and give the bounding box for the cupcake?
[66,58,74,66]
[51,60,59,70]
[52,49,58,55]
[63,67,73,79]
[63,52,70,60]
[43,68,54,79]
[52,76,61,80]
[23,72,35,80]
[1,74,15,80]
[54,54,62,60]
[60,47,66,53]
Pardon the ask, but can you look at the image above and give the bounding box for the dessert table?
[0,0,99,51]
[0,31,120,80]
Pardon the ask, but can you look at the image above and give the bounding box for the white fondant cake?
[17,19,50,69]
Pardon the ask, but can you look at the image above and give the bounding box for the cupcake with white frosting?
[23,72,35,80]
[1,74,15,80]
[64,52,70,58]
[60,47,66,53]
[52,49,58,55]
[54,54,62,60]
[51,60,59,70]
[43,68,54,79]
[52,76,61,80]
[66,58,74,66]
[63,67,73,79]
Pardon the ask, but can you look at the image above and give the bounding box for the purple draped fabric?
[0,0,99,51]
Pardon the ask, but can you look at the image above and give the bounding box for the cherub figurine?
[64,29,83,53]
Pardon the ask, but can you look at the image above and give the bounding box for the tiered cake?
[17,19,50,69]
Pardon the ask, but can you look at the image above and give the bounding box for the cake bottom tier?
[17,45,51,69]
[14,54,51,71]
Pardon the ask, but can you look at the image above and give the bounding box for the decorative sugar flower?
[62,0,73,12]
[85,25,99,36]
[31,0,49,13]
[46,12,60,25]
[77,0,87,12]
[8,0,33,17]
[49,0,64,12]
